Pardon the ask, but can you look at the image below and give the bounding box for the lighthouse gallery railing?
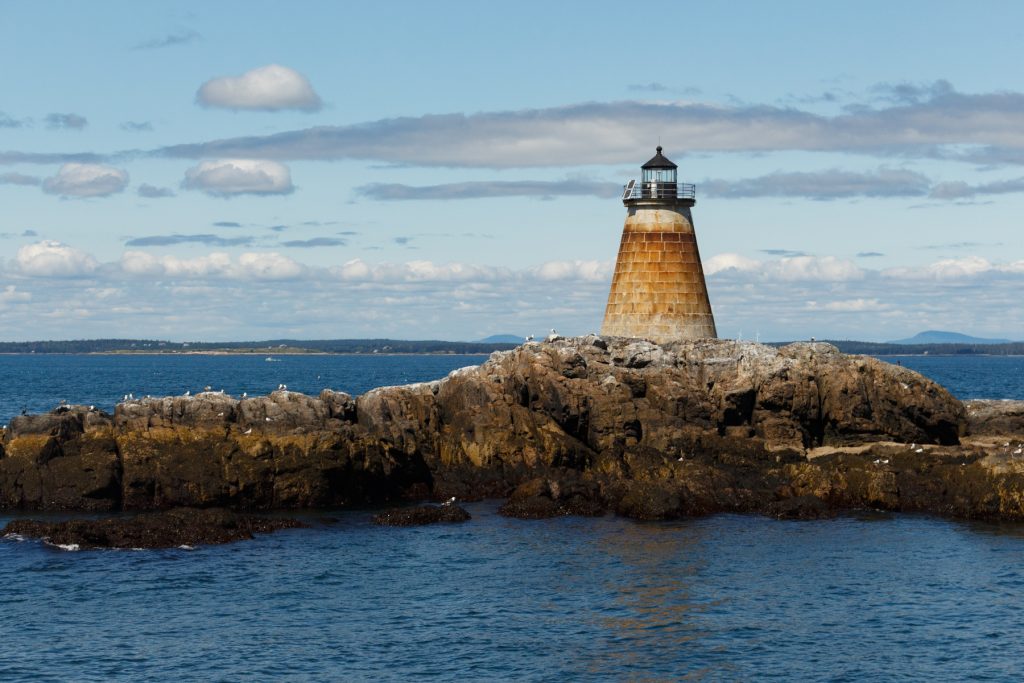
[622,181,696,200]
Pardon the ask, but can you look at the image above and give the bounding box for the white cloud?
[41,163,128,198]
[182,159,294,197]
[196,64,322,111]
[705,253,862,281]
[704,253,761,276]
[0,285,31,306]
[763,256,864,281]
[16,241,98,277]
[883,256,994,280]
[533,260,611,281]
[120,250,302,280]
[237,252,304,280]
[807,298,889,312]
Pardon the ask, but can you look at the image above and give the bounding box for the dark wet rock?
[766,495,836,520]
[2,507,306,549]
[372,503,471,526]
[499,475,604,519]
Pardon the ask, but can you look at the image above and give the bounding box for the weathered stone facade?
[601,202,716,342]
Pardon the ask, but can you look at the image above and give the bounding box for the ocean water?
[2,352,1024,680]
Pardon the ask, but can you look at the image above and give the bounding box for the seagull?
[128,393,134,400]
[204,385,212,392]
[441,496,456,506]
[88,405,94,411]
[243,428,252,435]
[265,417,272,422]
[910,443,916,450]
[915,448,924,454]
[526,334,535,342]
[241,392,247,399]
[184,390,190,397]
[1014,448,1023,456]
[217,412,224,417]
[677,455,685,462]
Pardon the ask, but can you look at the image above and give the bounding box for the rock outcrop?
[2,507,306,549]
[3,337,1022,520]
[372,504,471,526]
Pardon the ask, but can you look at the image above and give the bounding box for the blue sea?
[2,352,1024,681]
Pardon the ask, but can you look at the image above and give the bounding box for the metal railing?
[622,181,696,201]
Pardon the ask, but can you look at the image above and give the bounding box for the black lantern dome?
[641,146,677,184]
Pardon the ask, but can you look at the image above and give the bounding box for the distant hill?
[887,330,1013,345]
[476,334,526,344]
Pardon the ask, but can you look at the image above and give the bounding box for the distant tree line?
[769,340,1024,356]
[0,338,518,354]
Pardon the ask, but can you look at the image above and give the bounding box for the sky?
[2,0,1024,342]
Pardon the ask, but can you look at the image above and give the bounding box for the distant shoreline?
[0,350,495,357]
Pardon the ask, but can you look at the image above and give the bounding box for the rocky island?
[2,337,1024,524]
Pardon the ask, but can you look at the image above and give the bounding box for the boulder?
[372,503,471,526]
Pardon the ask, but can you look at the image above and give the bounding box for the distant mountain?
[887,330,1013,345]
[476,334,526,344]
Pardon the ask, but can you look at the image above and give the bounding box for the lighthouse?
[600,146,717,343]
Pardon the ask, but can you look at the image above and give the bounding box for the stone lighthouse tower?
[601,146,717,343]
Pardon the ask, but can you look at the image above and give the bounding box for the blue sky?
[2,0,1024,342]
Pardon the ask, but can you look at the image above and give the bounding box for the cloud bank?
[161,84,1024,168]
[359,179,621,201]
[3,242,1023,341]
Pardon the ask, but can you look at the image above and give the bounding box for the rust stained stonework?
[601,204,717,342]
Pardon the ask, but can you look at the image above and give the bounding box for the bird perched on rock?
[441,496,456,506]
[241,392,247,399]
[184,390,190,397]
[545,328,561,342]
[526,334,535,342]
[243,428,252,435]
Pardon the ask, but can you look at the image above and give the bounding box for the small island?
[2,337,1023,529]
